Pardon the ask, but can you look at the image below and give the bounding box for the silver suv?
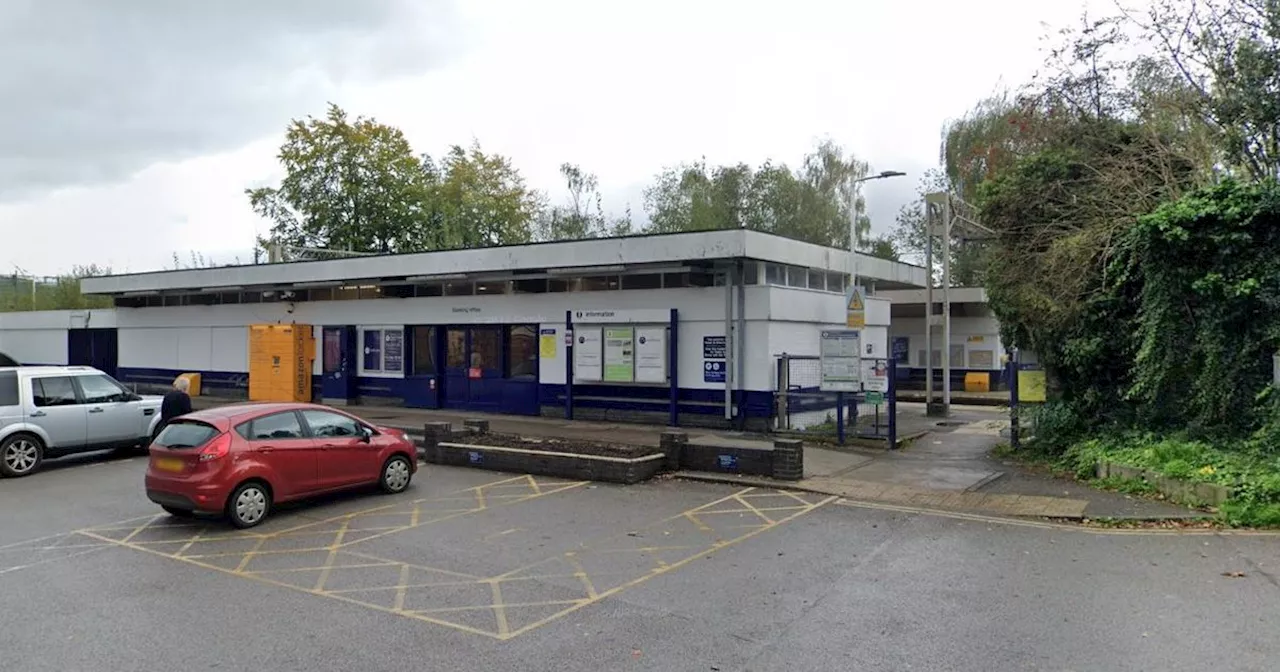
[0,366,165,478]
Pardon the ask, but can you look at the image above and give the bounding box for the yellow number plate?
[155,457,185,472]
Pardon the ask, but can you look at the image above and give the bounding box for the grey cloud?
[0,0,462,201]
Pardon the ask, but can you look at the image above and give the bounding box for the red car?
[145,402,418,528]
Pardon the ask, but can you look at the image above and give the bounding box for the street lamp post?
[849,170,906,295]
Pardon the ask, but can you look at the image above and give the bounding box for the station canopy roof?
[82,229,927,297]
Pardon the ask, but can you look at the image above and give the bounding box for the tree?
[861,236,899,261]
[1123,0,1280,180]
[247,103,436,255]
[536,163,632,241]
[889,170,989,286]
[642,140,871,248]
[430,143,544,248]
[0,265,113,312]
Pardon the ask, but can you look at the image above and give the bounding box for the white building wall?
[101,285,836,392]
[0,309,119,364]
[889,316,1004,370]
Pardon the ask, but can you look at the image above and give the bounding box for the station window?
[412,327,436,376]
[764,263,784,286]
[415,283,443,297]
[443,281,474,296]
[471,329,501,369]
[514,278,548,293]
[742,262,759,285]
[475,281,509,295]
[786,266,807,288]
[621,273,662,290]
[807,269,826,290]
[506,325,538,379]
[577,275,618,291]
[826,272,845,294]
[360,327,405,376]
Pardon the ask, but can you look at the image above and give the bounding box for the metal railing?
[774,353,897,448]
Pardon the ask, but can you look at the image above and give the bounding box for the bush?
[1063,432,1280,526]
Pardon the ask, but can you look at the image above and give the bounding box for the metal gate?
[774,353,897,448]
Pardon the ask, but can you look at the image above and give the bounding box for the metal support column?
[925,201,935,414]
[941,196,953,415]
[723,265,734,421]
[836,391,846,444]
[887,359,898,449]
[668,308,679,427]
[564,309,574,420]
[736,260,747,429]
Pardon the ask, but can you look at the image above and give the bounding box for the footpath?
[191,397,1205,521]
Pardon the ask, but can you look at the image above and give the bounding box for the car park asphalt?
[3,449,1279,672]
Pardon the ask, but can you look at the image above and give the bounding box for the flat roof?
[82,229,928,296]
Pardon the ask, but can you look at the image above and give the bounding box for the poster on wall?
[891,337,910,364]
[383,329,404,373]
[861,358,889,392]
[574,327,603,381]
[539,328,557,359]
[634,327,667,384]
[703,334,727,383]
[819,330,862,392]
[603,327,635,382]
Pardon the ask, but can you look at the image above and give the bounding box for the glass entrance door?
[442,326,504,411]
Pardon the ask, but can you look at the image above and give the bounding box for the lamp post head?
[877,171,907,178]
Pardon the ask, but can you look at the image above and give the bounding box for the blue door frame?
[441,324,540,415]
[320,326,358,402]
[402,325,441,409]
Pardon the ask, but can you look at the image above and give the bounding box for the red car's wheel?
[379,454,413,494]
[226,481,272,528]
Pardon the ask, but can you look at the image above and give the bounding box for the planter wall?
[420,421,806,484]
[1096,461,1229,507]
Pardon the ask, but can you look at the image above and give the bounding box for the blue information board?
[703,360,726,383]
[703,336,726,359]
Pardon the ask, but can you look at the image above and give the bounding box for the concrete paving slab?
[803,447,874,478]
[839,460,1003,492]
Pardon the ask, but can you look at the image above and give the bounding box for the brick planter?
[421,420,666,485]
[431,442,666,484]
[675,434,805,482]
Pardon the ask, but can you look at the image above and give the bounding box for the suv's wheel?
[379,454,413,494]
[0,434,44,478]
[226,481,271,529]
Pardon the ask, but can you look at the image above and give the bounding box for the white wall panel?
[0,329,67,364]
[211,327,249,373]
[174,327,213,371]
[119,328,179,369]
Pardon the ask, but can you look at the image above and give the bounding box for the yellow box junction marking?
[68,481,831,640]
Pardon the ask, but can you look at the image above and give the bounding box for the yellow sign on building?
[846,286,865,328]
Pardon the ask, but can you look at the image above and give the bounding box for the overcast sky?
[1,0,1106,276]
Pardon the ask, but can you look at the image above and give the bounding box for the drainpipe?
[724,263,734,421]
[736,260,746,429]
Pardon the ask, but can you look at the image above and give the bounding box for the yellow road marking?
[393,564,411,611]
[503,495,837,639]
[57,481,834,641]
[73,529,503,640]
[565,554,598,600]
[490,580,510,637]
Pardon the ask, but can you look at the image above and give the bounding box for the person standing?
[156,377,193,439]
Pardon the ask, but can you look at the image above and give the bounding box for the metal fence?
[774,353,897,448]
